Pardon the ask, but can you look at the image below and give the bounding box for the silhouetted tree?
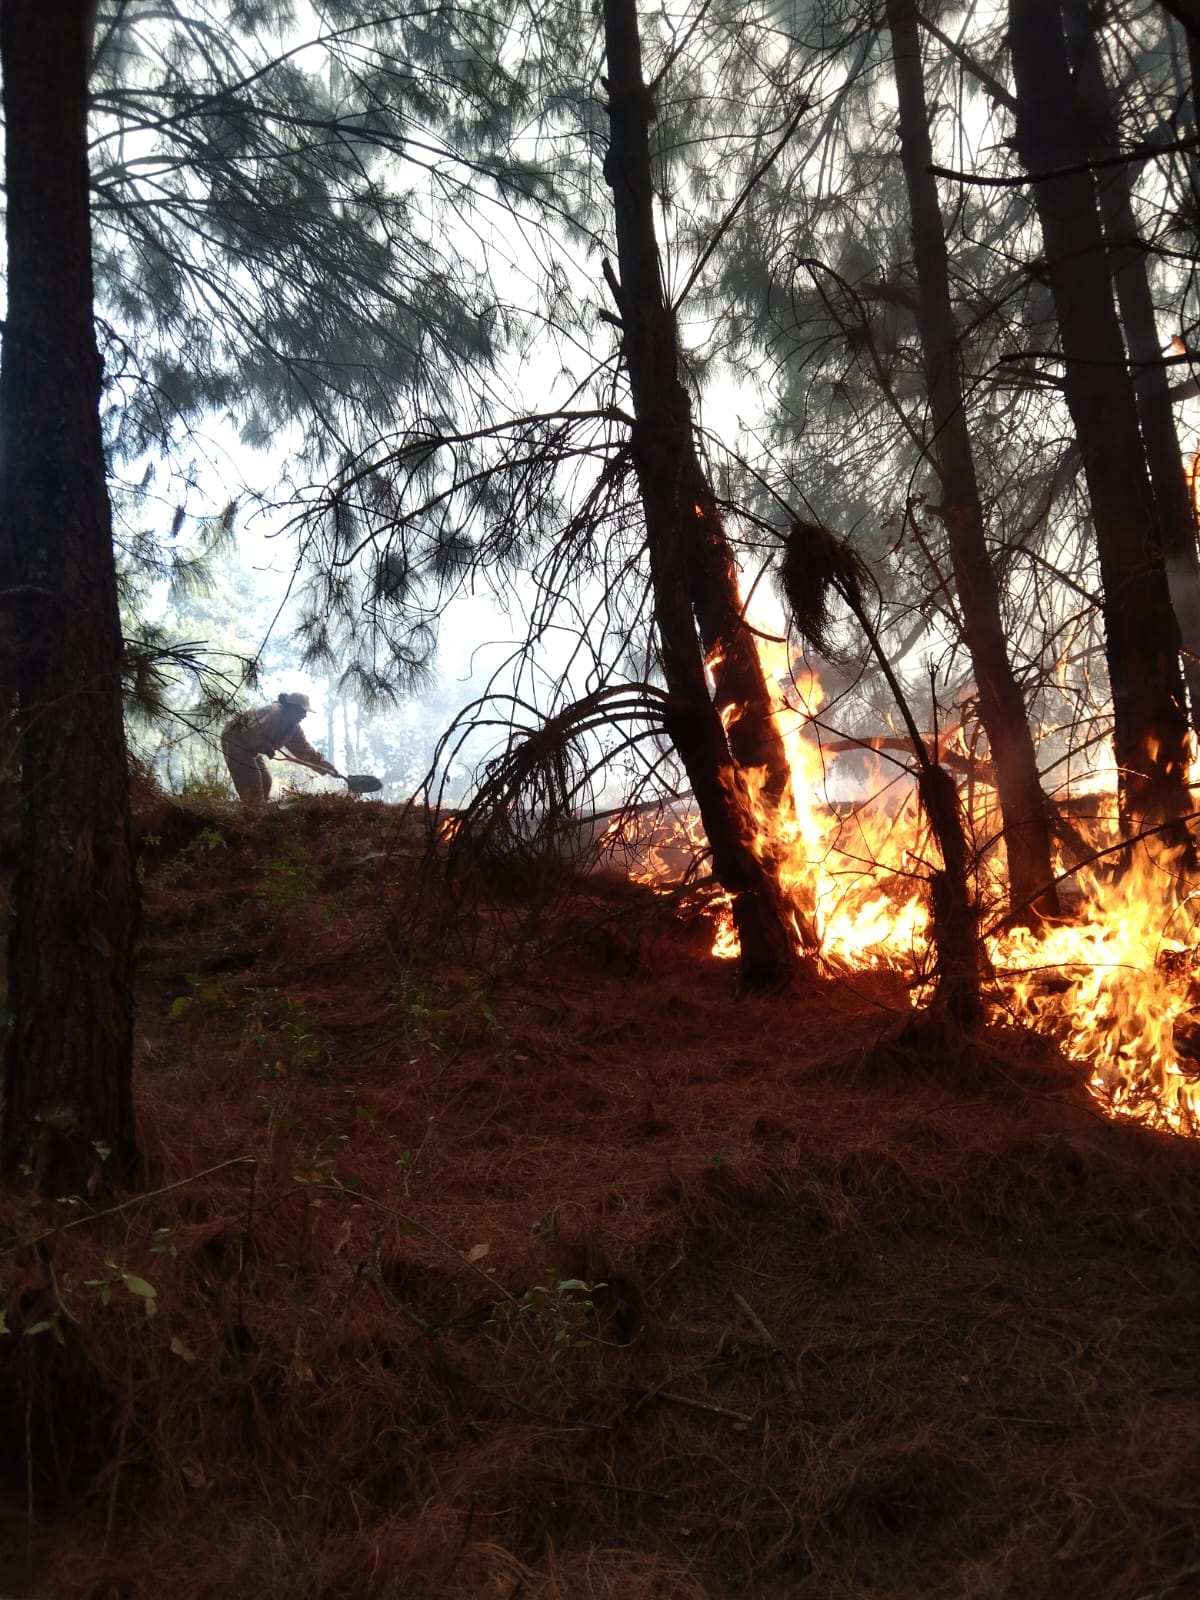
[1064,0,1200,731]
[1,0,139,1191]
[886,0,1059,922]
[1010,0,1194,844]
[601,0,813,986]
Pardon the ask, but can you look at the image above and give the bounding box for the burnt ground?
[2,792,1200,1599]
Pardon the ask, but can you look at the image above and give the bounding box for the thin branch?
[930,135,1200,188]
[918,11,1015,111]
[0,1157,257,1255]
[670,97,810,313]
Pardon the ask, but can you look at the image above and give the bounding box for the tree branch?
[931,136,1200,187]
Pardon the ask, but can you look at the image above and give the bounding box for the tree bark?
[601,0,814,985]
[0,0,140,1190]
[1065,0,1200,731]
[887,0,1060,923]
[1009,0,1194,846]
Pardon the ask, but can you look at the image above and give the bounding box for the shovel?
[279,752,383,795]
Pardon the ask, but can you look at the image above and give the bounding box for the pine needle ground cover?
[2,795,1199,1600]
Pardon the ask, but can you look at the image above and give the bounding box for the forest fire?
[621,634,1200,1137]
[997,858,1200,1131]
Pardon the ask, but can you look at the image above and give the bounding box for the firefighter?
[221,692,339,804]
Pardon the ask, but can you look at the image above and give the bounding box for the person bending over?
[221,692,338,804]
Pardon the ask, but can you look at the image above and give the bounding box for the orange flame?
[612,573,1200,1136]
[996,845,1200,1130]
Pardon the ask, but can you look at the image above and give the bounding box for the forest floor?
[3,791,1200,1600]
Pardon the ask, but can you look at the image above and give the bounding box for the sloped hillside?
[2,793,1200,1600]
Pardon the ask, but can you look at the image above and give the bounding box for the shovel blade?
[345,774,383,795]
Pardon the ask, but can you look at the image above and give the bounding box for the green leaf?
[120,1274,157,1299]
[533,1208,559,1245]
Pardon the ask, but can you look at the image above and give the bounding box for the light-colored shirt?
[225,704,328,767]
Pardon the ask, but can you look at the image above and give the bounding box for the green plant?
[532,1208,560,1246]
[160,824,227,884]
[175,766,234,803]
[390,967,508,1065]
[150,1226,178,1259]
[261,831,319,924]
[391,966,447,1060]
[84,1264,158,1306]
[394,1142,436,1195]
[497,1278,606,1361]
[20,1312,67,1344]
[254,1093,362,1190]
[296,1127,350,1182]
[8,1257,156,1344]
[168,970,233,1023]
[242,987,327,1078]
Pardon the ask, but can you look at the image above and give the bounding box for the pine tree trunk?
[1009,0,1194,845]
[887,0,1059,923]
[1065,0,1200,730]
[601,0,813,985]
[0,0,140,1191]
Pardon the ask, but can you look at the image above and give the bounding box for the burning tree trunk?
[1009,0,1194,848]
[0,0,140,1191]
[886,0,1059,924]
[1064,0,1200,731]
[781,522,984,1029]
[601,0,814,986]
